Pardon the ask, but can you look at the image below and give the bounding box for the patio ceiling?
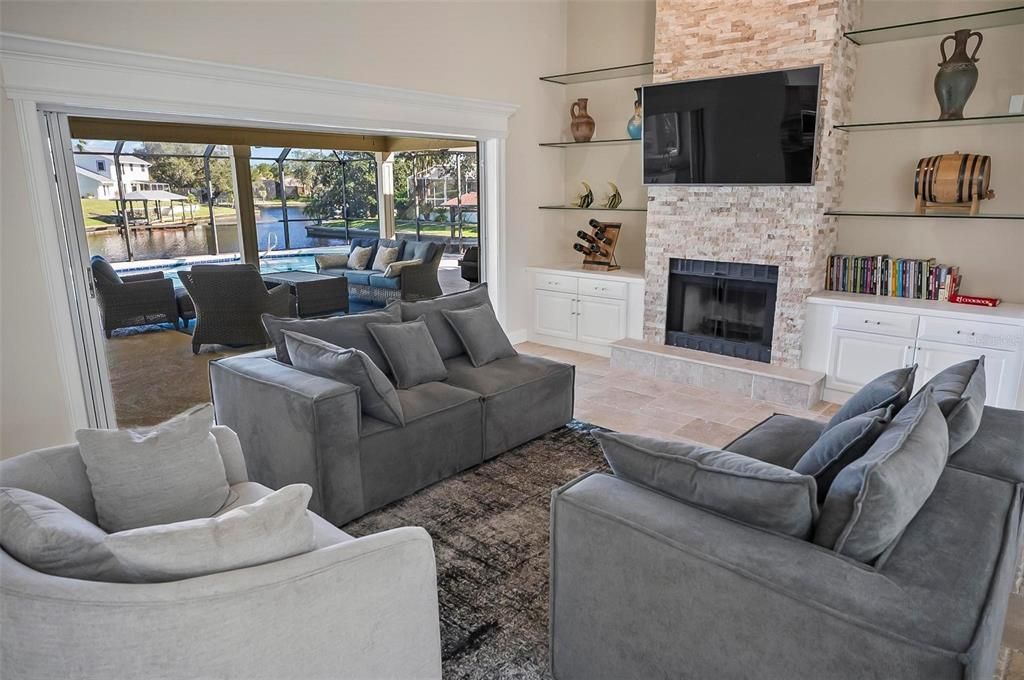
[69,117,473,154]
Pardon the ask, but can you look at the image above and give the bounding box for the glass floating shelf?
[826,210,1024,220]
[844,5,1024,45]
[539,138,640,148]
[539,62,654,85]
[539,205,647,212]
[835,113,1024,131]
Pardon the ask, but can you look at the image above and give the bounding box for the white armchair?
[0,428,442,680]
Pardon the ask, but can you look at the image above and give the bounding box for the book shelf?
[834,113,1024,132]
[843,5,1024,45]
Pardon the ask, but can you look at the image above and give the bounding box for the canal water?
[86,206,348,262]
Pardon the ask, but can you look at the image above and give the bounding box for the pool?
[111,249,346,287]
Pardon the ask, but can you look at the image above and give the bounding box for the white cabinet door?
[828,329,915,392]
[914,340,1021,408]
[576,294,628,345]
[533,289,577,340]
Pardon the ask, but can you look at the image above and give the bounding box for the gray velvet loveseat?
[550,405,1024,680]
[210,285,575,526]
[314,237,444,303]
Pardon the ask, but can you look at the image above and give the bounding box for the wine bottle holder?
[574,219,621,271]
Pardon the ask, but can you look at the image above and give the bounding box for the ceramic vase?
[626,87,642,139]
[570,98,596,142]
[935,29,983,120]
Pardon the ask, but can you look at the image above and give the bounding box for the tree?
[137,142,234,204]
[304,158,378,223]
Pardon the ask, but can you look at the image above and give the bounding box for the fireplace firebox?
[665,259,778,363]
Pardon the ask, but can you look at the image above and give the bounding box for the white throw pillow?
[76,404,232,532]
[372,245,401,272]
[348,245,373,270]
[106,484,316,582]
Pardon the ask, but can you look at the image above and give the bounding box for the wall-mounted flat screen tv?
[642,65,821,185]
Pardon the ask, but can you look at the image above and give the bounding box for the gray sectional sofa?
[550,404,1024,680]
[210,285,575,526]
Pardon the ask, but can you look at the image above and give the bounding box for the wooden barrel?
[914,152,992,204]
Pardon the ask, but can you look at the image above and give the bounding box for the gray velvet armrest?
[550,472,1013,679]
[209,354,365,522]
[948,406,1024,483]
[723,413,825,468]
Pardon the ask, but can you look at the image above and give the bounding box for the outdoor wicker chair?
[90,255,179,338]
[178,264,290,354]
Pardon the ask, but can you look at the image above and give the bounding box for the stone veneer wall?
[645,0,861,367]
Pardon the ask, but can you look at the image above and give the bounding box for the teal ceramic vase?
[626,87,642,139]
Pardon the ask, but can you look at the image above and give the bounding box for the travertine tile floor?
[515,341,1024,679]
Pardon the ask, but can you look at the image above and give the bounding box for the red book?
[950,294,1001,307]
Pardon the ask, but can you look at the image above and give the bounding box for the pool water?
[112,250,344,288]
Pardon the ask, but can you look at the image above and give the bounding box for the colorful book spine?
[825,254,961,301]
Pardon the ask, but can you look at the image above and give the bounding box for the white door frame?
[1,33,518,430]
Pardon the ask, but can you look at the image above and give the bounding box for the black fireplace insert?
[665,259,778,363]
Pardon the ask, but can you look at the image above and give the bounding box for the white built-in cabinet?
[527,266,645,356]
[802,292,1024,409]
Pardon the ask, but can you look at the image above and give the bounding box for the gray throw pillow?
[919,356,986,455]
[283,330,405,426]
[0,488,131,582]
[814,387,948,562]
[105,484,316,583]
[794,406,892,504]
[76,404,232,533]
[367,317,448,389]
[441,302,517,367]
[595,431,818,539]
[399,284,491,359]
[826,365,917,431]
[262,304,401,373]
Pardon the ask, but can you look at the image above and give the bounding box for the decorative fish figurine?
[603,182,622,209]
[576,181,594,209]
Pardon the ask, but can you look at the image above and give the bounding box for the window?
[96,159,106,172]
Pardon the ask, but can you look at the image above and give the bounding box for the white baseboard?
[507,329,529,345]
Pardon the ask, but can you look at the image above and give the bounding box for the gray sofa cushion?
[814,388,948,562]
[399,284,490,359]
[105,484,316,583]
[794,407,892,503]
[76,404,232,533]
[948,406,1024,483]
[921,357,986,455]
[826,365,917,430]
[0,487,128,582]
[261,304,401,373]
[399,240,436,263]
[283,331,404,426]
[441,302,517,367]
[724,414,825,469]
[594,431,818,538]
[368,273,401,289]
[342,270,374,286]
[367,317,448,389]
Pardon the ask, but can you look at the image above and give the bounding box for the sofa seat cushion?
[724,414,825,469]
[318,267,348,278]
[949,406,1024,484]
[341,270,376,286]
[224,481,352,549]
[443,354,574,457]
[368,274,401,289]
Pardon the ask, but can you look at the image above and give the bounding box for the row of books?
[825,255,961,301]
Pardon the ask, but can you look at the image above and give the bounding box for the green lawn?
[316,218,478,238]
[80,198,235,229]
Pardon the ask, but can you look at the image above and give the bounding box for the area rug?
[343,420,608,680]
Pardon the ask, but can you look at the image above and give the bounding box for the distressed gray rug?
[343,420,607,680]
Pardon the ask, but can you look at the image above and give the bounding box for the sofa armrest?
[209,354,365,522]
[398,260,442,300]
[1,527,441,680]
[550,473,973,680]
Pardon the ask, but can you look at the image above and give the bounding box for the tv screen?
[642,66,821,185]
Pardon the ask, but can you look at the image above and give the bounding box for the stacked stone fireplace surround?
[641,0,862,370]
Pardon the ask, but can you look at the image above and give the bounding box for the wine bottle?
[572,243,588,254]
[576,230,598,245]
[587,219,613,244]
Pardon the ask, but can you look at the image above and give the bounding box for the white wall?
[839,0,1024,301]
[0,0,570,455]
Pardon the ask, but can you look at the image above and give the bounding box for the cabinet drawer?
[578,278,627,300]
[534,272,578,294]
[917,316,1024,351]
[833,307,918,338]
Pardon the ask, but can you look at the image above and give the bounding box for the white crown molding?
[0,32,518,138]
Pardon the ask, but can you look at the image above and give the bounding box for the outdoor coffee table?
[262,270,349,318]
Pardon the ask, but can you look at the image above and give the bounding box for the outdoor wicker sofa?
[179,264,290,354]
[314,237,443,303]
[90,255,179,337]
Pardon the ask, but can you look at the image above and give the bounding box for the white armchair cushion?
[106,484,316,582]
[372,245,401,272]
[76,404,231,532]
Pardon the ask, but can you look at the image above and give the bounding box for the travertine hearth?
[644,0,862,367]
